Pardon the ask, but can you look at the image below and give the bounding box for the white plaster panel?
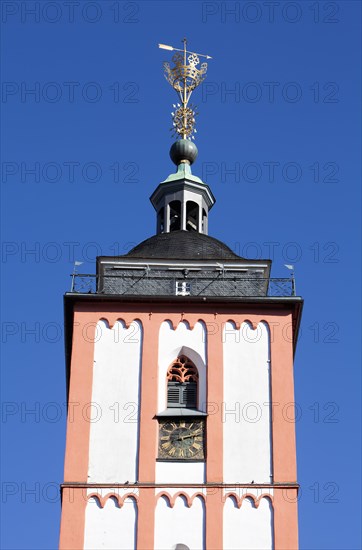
[84,495,137,550]
[158,321,207,412]
[155,461,205,484]
[223,321,272,483]
[88,320,142,483]
[154,493,205,550]
[223,495,274,550]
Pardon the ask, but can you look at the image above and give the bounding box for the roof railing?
[70,273,296,297]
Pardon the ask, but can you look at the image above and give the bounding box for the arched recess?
[154,494,205,550]
[158,321,207,413]
[186,200,199,232]
[84,495,138,550]
[157,206,165,233]
[88,319,142,483]
[222,320,272,483]
[169,200,181,231]
[223,495,274,549]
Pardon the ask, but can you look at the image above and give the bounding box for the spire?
[151,40,215,235]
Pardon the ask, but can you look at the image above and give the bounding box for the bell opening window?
[169,200,181,232]
[157,207,165,233]
[167,356,199,409]
[175,281,191,296]
[186,201,199,232]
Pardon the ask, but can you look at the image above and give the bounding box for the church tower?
[59,41,303,550]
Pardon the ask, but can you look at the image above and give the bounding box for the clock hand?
[178,430,202,441]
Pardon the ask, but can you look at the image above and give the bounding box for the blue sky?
[1,1,361,548]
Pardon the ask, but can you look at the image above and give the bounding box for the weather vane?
[158,39,212,140]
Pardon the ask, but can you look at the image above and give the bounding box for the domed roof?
[125,230,242,260]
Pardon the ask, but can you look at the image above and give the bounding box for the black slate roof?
[124,230,242,260]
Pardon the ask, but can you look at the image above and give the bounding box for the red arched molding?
[97,317,143,330]
[224,492,274,509]
[162,318,206,330]
[87,492,139,509]
[156,491,206,508]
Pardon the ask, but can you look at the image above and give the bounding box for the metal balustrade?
[70,273,296,297]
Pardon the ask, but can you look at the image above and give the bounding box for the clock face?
[158,419,205,460]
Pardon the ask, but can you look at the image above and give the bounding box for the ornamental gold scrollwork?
[159,39,211,140]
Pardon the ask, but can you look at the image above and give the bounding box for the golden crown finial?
[158,39,212,140]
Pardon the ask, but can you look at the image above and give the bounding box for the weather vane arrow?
[158,38,212,140]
